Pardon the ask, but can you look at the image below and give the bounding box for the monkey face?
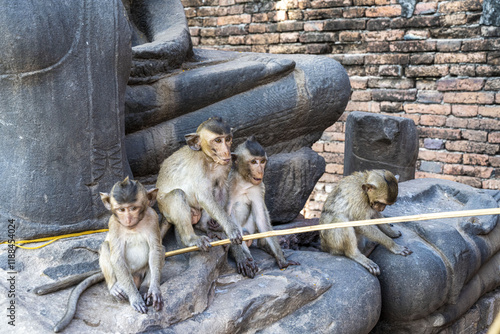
[206,135,232,165]
[247,156,267,185]
[111,198,146,228]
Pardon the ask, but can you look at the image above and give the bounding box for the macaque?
[156,117,243,252]
[52,177,164,332]
[227,136,299,278]
[319,169,412,276]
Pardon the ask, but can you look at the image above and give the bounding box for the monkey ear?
[100,192,112,211]
[185,133,201,151]
[362,184,375,193]
[147,188,159,207]
[394,174,400,181]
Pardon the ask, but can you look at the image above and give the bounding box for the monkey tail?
[34,270,101,295]
[53,272,104,333]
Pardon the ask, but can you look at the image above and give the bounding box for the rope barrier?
[1,208,499,254]
[163,207,500,257]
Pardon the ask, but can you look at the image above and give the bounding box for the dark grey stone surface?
[371,178,500,333]
[344,111,419,181]
[398,0,419,18]
[265,148,326,223]
[0,0,132,241]
[481,0,500,26]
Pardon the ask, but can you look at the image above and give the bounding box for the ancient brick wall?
[181,0,500,217]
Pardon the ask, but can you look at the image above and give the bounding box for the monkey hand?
[237,257,259,278]
[226,225,243,245]
[130,294,148,314]
[193,235,212,252]
[277,259,301,270]
[144,287,163,311]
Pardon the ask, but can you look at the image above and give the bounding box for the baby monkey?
[227,136,299,278]
[52,177,164,332]
[319,169,412,276]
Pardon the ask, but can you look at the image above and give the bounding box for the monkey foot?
[395,246,412,256]
[130,296,148,314]
[237,258,259,278]
[110,284,128,301]
[278,259,301,269]
[363,260,381,276]
[144,288,163,311]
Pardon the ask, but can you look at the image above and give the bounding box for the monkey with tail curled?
[226,136,300,278]
[47,177,164,332]
[319,169,412,276]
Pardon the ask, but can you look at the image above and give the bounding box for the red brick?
[228,35,246,45]
[304,21,325,31]
[311,0,350,8]
[463,154,489,166]
[418,127,461,140]
[415,171,455,181]
[438,0,482,13]
[350,90,372,101]
[420,115,447,126]
[406,65,449,77]
[372,89,417,101]
[491,156,500,167]
[390,40,436,53]
[268,44,307,53]
[445,141,500,155]
[326,164,344,174]
[345,101,381,112]
[435,52,487,64]
[248,24,267,33]
[414,2,437,15]
[364,30,405,42]
[343,7,365,18]
[366,5,402,17]
[367,78,413,89]
[246,33,280,45]
[489,132,500,144]
[451,105,479,117]
[437,78,485,92]
[478,106,500,118]
[378,65,403,77]
[442,13,468,26]
[350,77,368,89]
[217,14,251,25]
[462,130,488,142]
[404,104,451,115]
[339,31,362,42]
[305,8,343,20]
[478,119,500,131]
[417,91,443,104]
[436,39,462,52]
[365,54,409,65]
[252,13,269,23]
[380,102,404,112]
[455,176,482,188]
[324,142,345,153]
[450,65,476,77]
[416,80,437,91]
[288,10,304,20]
[227,5,245,15]
[476,65,500,76]
[367,42,390,53]
[443,92,495,104]
[483,179,500,190]
[419,150,462,163]
[280,32,300,43]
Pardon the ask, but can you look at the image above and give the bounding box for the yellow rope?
[0,229,108,250]
[2,207,500,252]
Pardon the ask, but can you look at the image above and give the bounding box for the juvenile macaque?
[156,117,243,252]
[227,136,299,278]
[52,177,164,332]
[319,169,412,276]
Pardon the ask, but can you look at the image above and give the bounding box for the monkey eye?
[226,136,232,142]
[251,159,257,164]
[118,208,126,212]
[214,138,222,144]
[261,159,267,164]
[131,206,138,211]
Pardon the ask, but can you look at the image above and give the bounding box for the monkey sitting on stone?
[226,136,299,278]
[51,177,164,332]
[155,117,243,252]
[319,169,412,276]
